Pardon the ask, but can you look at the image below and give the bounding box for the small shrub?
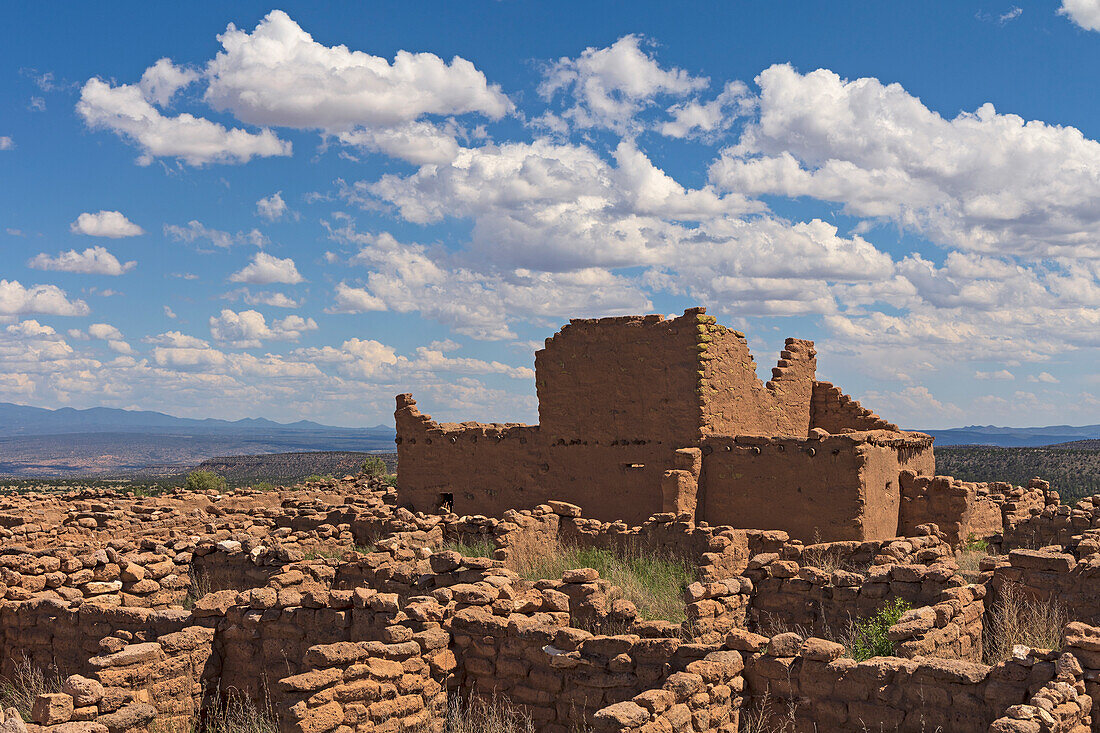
[0,655,62,721]
[253,481,276,492]
[844,598,912,661]
[739,687,797,733]
[384,474,398,488]
[184,566,212,609]
[302,474,334,483]
[963,533,990,553]
[361,456,387,477]
[185,470,227,492]
[126,485,166,498]
[985,582,1068,663]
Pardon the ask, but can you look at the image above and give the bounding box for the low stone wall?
[1064,622,1100,732]
[731,629,1056,732]
[990,549,1100,627]
[898,472,1049,548]
[18,624,215,733]
[452,606,701,729]
[735,531,958,636]
[276,637,448,733]
[988,652,1092,732]
[888,585,986,661]
[591,650,744,733]
[0,598,193,681]
[1004,492,1100,551]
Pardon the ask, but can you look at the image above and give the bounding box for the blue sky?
[2,1,1100,429]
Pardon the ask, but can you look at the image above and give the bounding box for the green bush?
[361,456,388,476]
[303,474,335,483]
[846,598,912,661]
[185,470,227,492]
[963,533,990,553]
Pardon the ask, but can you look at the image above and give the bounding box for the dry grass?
[984,582,1068,664]
[955,534,994,584]
[184,566,213,609]
[445,694,535,733]
[195,687,278,733]
[740,688,798,733]
[504,534,695,624]
[955,549,986,584]
[799,546,871,576]
[0,655,62,721]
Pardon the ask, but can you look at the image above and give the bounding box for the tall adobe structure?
[395,307,934,541]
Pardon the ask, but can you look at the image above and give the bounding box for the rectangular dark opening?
[438,493,454,511]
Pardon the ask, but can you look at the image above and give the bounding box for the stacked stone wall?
[990,548,1100,627]
[731,629,1063,732]
[1003,488,1100,550]
[810,380,899,433]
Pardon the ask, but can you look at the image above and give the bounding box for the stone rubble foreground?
[0,469,1098,733]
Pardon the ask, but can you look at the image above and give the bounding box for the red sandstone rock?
[31,695,73,726]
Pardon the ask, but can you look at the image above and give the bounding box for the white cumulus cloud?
[1060,0,1100,31]
[974,369,1015,381]
[540,34,708,133]
[77,74,290,166]
[229,252,304,284]
[28,247,136,276]
[710,64,1100,260]
[138,58,199,106]
[165,220,267,249]
[255,191,288,220]
[0,280,89,317]
[209,308,317,347]
[201,10,511,164]
[70,210,144,238]
[87,323,133,354]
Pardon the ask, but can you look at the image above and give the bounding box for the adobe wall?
[396,307,934,536]
[699,324,817,438]
[535,310,705,445]
[696,432,934,542]
[394,394,679,524]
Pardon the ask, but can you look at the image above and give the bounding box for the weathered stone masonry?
[396,308,934,541]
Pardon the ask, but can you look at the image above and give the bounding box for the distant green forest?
[936,445,1100,503]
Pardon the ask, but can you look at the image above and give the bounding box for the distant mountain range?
[0,402,391,437]
[923,424,1100,447]
[0,402,396,477]
[1,401,1098,477]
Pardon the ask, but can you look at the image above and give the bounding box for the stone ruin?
[396,307,934,541]
[4,309,1100,733]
